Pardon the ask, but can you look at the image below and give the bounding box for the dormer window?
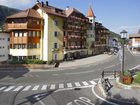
[54,19,58,26]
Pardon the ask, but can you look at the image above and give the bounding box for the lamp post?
[120,30,127,75]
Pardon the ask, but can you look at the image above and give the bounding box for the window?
[19,32,22,37]
[28,31,32,37]
[33,31,36,37]
[90,19,92,22]
[54,19,58,26]
[54,43,58,48]
[37,21,40,25]
[37,31,40,37]
[8,38,10,41]
[63,42,65,47]
[15,32,18,37]
[37,43,40,48]
[24,32,27,37]
[54,31,58,37]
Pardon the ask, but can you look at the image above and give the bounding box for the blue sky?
[1,0,140,34]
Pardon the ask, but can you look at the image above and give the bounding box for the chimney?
[66,6,69,11]
[46,0,48,6]
[36,0,40,3]
[41,1,44,7]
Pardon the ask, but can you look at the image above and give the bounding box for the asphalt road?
[0,48,139,85]
[0,48,140,105]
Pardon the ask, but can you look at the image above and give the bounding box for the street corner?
[95,78,140,105]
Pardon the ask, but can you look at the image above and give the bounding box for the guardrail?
[101,70,120,79]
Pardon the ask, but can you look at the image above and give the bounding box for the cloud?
[0,0,36,9]
[113,25,140,34]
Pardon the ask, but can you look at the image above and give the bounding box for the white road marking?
[90,81,97,85]
[92,86,118,105]
[59,84,64,89]
[82,81,89,86]
[35,75,39,77]
[35,94,46,105]
[32,85,40,91]
[52,74,59,76]
[75,82,81,87]
[4,86,15,92]
[67,83,72,88]
[13,86,23,91]
[50,84,55,90]
[41,85,47,90]
[0,87,6,91]
[22,86,31,91]
[104,65,116,69]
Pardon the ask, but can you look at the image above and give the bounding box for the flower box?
[121,75,133,85]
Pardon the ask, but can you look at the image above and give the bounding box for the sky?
[0,0,140,34]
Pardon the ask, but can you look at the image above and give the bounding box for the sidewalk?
[95,78,140,105]
[59,54,113,68]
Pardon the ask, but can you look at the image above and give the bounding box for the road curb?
[98,79,107,97]
[59,54,115,68]
[116,77,140,89]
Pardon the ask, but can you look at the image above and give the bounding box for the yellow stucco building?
[33,2,66,62]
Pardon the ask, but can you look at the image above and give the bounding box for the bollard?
[102,71,104,78]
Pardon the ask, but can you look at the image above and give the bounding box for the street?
[0,48,140,105]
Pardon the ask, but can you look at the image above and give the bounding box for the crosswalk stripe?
[4,86,15,92]
[75,82,81,87]
[59,84,64,89]
[32,85,40,91]
[41,85,47,90]
[82,81,89,86]
[90,81,97,85]
[67,83,72,88]
[50,84,55,90]
[22,86,31,91]
[0,87,6,91]
[13,86,23,91]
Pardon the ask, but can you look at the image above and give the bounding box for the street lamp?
[120,30,128,75]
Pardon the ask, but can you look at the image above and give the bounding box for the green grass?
[134,72,140,84]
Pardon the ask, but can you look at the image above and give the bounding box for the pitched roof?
[87,5,95,17]
[7,8,42,19]
[33,3,66,18]
[65,8,83,17]
[129,34,140,38]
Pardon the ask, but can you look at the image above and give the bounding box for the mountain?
[0,5,21,27]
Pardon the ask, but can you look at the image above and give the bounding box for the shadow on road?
[0,65,29,79]
[17,90,55,105]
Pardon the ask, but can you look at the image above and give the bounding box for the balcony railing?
[6,23,41,30]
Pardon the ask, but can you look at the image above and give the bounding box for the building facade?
[95,22,109,54]
[6,1,109,62]
[6,9,42,61]
[129,30,140,51]
[33,2,66,62]
[63,7,90,60]
[0,30,10,63]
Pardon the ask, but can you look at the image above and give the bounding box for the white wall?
[10,49,40,56]
[37,9,49,61]
[0,32,10,62]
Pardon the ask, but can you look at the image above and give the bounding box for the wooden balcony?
[6,23,41,30]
